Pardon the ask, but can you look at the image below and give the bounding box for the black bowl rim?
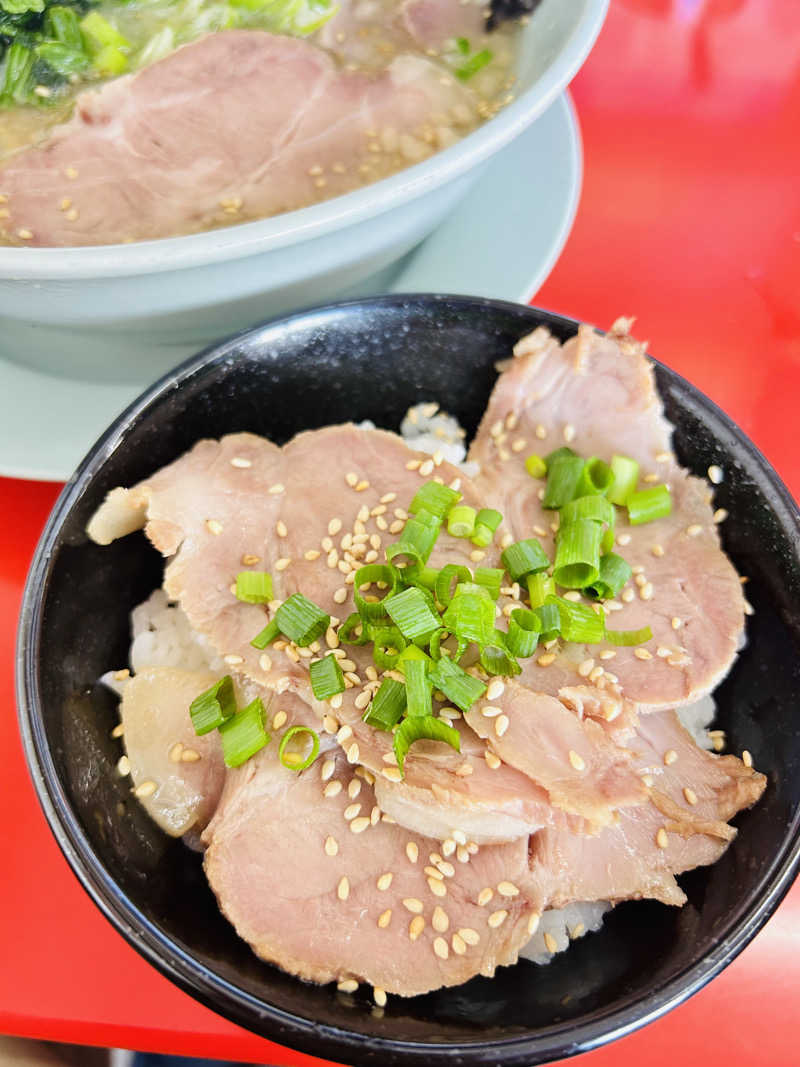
[15,294,800,1067]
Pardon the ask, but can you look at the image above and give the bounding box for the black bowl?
[17,296,800,1066]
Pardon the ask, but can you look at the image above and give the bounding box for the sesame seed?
[634,648,653,660]
[323,781,342,798]
[347,778,362,799]
[276,557,291,571]
[477,888,494,906]
[223,653,244,666]
[714,508,728,524]
[406,841,419,863]
[578,658,595,677]
[568,749,586,771]
[543,932,558,953]
[403,898,423,914]
[651,544,665,557]
[377,909,392,929]
[494,715,509,738]
[431,906,449,933]
[427,877,447,898]
[419,459,434,477]
[486,678,505,701]
[205,519,223,535]
[433,937,449,960]
[639,582,654,601]
[351,817,370,834]
[272,710,288,730]
[373,987,387,1007]
[687,524,703,537]
[617,533,631,547]
[328,518,343,536]
[485,751,501,770]
[345,472,359,486]
[337,876,350,901]
[656,827,669,849]
[643,473,659,483]
[655,452,672,463]
[134,780,157,798]
[742,749,753,768]
[337,978,358,993]
[324,836,338,856]
[537,652,556,667]
[708,464,723,484]
[16,228,33,240]
[268,483,285,495]
[117,755,131,776]
[344,802,361,821]
[497,881,519,898]
[684,787,698,806]
[181,749,200,763]
[527,913,540,936]
[275,520,288,538]
[377,872,393,891]
[408,915,425,941]
[346,743,360,764]
[664,749,678,766]
[111,722,125,739]
[488,909,508,929]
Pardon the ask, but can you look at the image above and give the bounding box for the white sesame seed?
[578,658,595,677]
[350,816,370,834]
[684,787,698,806]
[337,978,358,993]
[403,898,424,914]
[408,915,425,941]
[664,749,678,766]
[477,888,493,906]
[485,751,501,770]
[406,841,419,864]
[497,881,519,898]
[488,909,508,929]
[324,836,338,857]
[656,828,669,849]
[268,483,285,495]
[111,722,125,739]
[713,508,728,524]
[373,987,387,1007]
[276,557,291,571]
[344,802,361,821]
[428,877,447,898]
[117,755,131,776]
[205,519,223,535]
[337,876,350,901]
[433,936,449,960]
[568,750,586,771]
[377,909,392,929]
[323,781,342,798]
[563,424,576,443]
[708,464,723,484]
[687,524,703,537]
[494,715,509,738]
[486,678,505,701]
[432,906,449,933]
[599,649,617,661]
[543,932,558,954]
[272,710,288,730]
[634,648,653,660]
[742,749,753,768]
[527,913,540,937]
[134,780,157,798]
[617,533,631,547]
[181,749,200,763]
[537,652,556,667]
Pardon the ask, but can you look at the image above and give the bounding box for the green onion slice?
[414,567,440,590]
[447,505,477,538]
[353,564,398,620]
[585,553,632,600]
[404,658,433,718]
[309,653,345,701]
[386,511,440,572]
[553,518,603,589]
[506,608,541,657]
[338,612,371,646]
[604,625,654,646]
[278,725,320,772]
[627,485,672,525]
[479,633,521,678]
[435,564,472,608]
[608,455,640,506]
[548,594,605,644]
[384,586,441,641]
[190,675,237,735]
[524,454,547,479]
[219,697,269,768]
[393,715,460,774]
[575,457,614,498]
[560,495,615,528]
[275,593,330,646]
[250,618,280,650]
[543,453,585,509]
[363,678,407,731]
[501,538,550,583]
[527,573,555,609]
[235,571,274,604]
[473,567,503,600]
[470,508,502,548]
[372,626,407,671]
[429,657,486,712]
[442,585,495,646]
[410,481,461,519]
[535,601,561,641]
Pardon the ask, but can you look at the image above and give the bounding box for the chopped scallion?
[501,537,550,582]
[543,453,585,508]
[435,564,472,608]
[442,585,495,646]
[384,586,441,641]
[403,658,433,718]
[235,570,274,604]
[479,633,521,678]
[534,601,561,640]
[552,518,603,589]
[524,453,547,479]
[506,608,541,657]
[275,593,330,646]
[471,508,502,548]
[190,675,236,735]
[278,724,320,772]
[353,564,397,620]
[548,594,605,644]
[338,612,370,645]
[585,553,632,600]
[219,697,269,767]
[627,485,672,525]
[527,572,555,609]
[429,656,486,712]
[372,626,407,671]
[250,618,280,650]
[608,454,640,506]
[363,677,407,731]
[575,457,614,498]
[447,505,477,538]
[309,653,345,701]
[410,481,461,519]
[604,625,654,646]
[393,715,460,773]
[473,566,503,600]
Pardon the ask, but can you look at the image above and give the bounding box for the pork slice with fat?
[469,321,746,710]
[203,745,538,995]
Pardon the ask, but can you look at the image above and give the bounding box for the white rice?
[400,402,473,471]
[520,901,612,964]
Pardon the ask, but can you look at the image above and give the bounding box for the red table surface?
[3,2,800,1064]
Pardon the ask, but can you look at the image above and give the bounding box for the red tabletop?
[3,2,800,1064]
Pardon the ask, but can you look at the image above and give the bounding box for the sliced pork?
[0,31,477,247]
[203,745,538,996]
[469,321,746,710]
[119,666,226,836]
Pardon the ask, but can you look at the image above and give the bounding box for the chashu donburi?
[89,318,765,1001]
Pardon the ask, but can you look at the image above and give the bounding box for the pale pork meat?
[203,746,539,996]
[469,321,746,710]
[0,31,476,247]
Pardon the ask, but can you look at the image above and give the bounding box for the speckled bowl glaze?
[0,0,607,377]
[17,297,800,1066]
